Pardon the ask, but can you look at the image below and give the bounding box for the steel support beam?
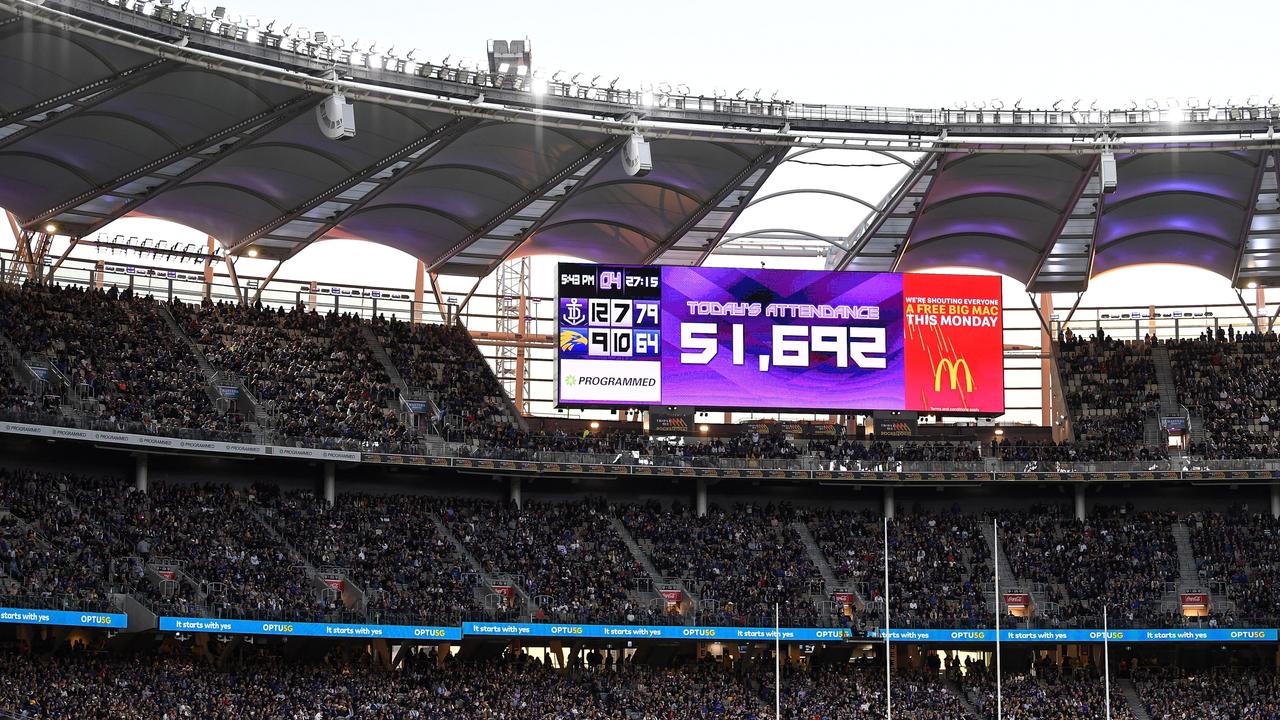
[643,147,786,265]
[429,135,624,272]
[250,260,284,304]
[25,91,317,229]
[452,275,486,317]
[76,94,319,237]
[1230,150,1273,287]
[0,59,173,152]
[278,118,483,262]
[1026,156,1100,288]
[0,58,165,129]
[230,115,476,255]
[224,256,245,304]
[45,236,80,281]
[833,152,940,271]
[472,141,629,276]
[692,148,789,266]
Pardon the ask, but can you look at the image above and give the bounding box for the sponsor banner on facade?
[461,622,851,641]
[0,421,274,458]
[158,617,461,640]
[659,590,683,604]
[141,616,1280,643]
[0,607,126,628]
[832,592,856,605]
[1003,593,1031,608]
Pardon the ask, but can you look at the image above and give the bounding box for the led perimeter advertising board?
[556,264,1003,414]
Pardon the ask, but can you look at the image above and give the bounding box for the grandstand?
[3,0,1280,717]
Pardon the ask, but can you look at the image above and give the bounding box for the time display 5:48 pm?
[679,323,887,372]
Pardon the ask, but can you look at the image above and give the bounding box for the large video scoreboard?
[556,264,1004,414]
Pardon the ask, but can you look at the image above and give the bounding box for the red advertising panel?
[903,274,1004,413]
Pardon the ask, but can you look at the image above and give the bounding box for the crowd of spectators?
[776,662,977,719]
[1057,331,1161,461]
[0,469,121,613]
[173,300,406,448]
[0,646,781,719]
[622,501,823,627]
[1186,505,1280,626]
[443,497,660,624]
[263,488,491,625]
[1134,667,1280,719]
[970,658,1136,720]
[59,476,322,621]
[1000,504,1179,627]
[373,316,515,441]
[805,508,993,628]
[1170,329,1280,459]
[810,439,982,467]
[0,283,248,441]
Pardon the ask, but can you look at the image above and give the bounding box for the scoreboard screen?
[556,264,1004,414]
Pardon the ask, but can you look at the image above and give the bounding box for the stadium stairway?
[1116,678,1153,720]
[428,511,541,619]
[157,305,267,438]
[944,676,990,720]
[357,324,437,436]
[609,515,696,618]
[1170,521,1201,589]
[792,520,865,608]
[240,499,360,609]
[1150,343,1181,417]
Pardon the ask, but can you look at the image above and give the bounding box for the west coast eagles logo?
[560,330,588,353]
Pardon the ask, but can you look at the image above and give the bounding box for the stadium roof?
[2,0,1280,287]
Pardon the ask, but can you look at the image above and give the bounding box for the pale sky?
[3,0,1276,421]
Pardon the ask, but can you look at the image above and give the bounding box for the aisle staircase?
[1116,678,1152,720]
[430,512,541,618]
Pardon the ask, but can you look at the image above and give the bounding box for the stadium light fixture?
[1248,281,1258,289]
[994,427,1004,436]
[590,421,600,430]
[531,78,547,96]
[247,248,259,258]
[44,223,57,234]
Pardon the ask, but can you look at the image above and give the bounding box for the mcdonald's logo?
[934,358,973,392]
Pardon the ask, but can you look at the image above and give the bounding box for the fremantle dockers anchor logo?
[562,298,586,326]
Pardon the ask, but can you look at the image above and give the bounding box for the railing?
[58,0,1280,134]
[13,402,1280,474]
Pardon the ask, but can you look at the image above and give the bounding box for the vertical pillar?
[1074,484,1086,522]
[1148,304,1157,338]
[696,478,707,517]
[1039,292,1054,429]
[510,476,522,509]
[515,292,527,414]
[412,261,425,324]
[203,236,215,300]
[1271,483,1279,520]
[1257,287,1266,334]
[883,486,895,520]
[134,454,149,493]
[323,462,336,507]
[94,259,105,291]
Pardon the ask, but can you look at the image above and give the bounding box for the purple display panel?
[659,268,906,410]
